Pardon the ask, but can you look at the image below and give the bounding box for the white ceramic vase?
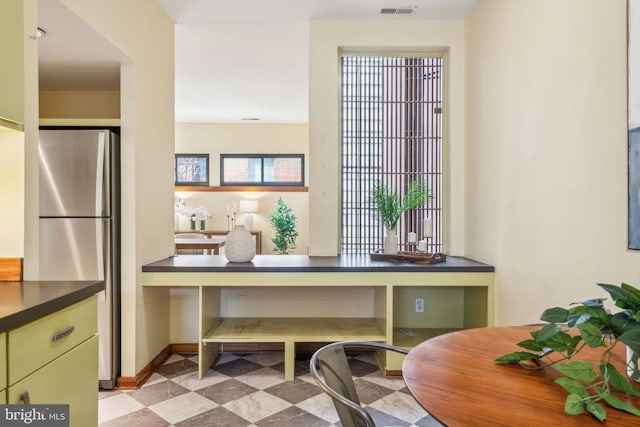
[225,225,256,262]
[383,228,398,254]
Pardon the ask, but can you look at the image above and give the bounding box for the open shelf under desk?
[393,327,462,348]
[203,317,386,343]
[201,317,386,381]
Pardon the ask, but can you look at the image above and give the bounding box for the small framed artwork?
[175,154,209,186]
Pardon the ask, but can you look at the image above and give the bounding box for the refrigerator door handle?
[94,132,106,215]
[95,219,105,280]
[98,219,110,303]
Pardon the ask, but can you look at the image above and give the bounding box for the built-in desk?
[142,255,495,380]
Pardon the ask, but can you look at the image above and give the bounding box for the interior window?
[220,154,304,186]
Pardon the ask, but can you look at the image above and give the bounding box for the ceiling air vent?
[380,7,415,14]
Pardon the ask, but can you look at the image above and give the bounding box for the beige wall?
[0,131,25,256]
[20,0,38,273]
[308,19,466,255]
[0,0,33,258]
[56,0,175,377]
[0,0,25,127]
[465,0,638,324]
[39,90,120,118]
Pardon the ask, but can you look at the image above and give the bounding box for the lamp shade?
[239,198,259,213]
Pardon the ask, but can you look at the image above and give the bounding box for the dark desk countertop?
[142,254,494,273]
[0,280,105,332]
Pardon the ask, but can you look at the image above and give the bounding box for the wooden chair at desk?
[174,232,206,254]
[310,341,411,427]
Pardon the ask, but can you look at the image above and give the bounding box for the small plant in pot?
[373,179,430,254]
[496,282,640,422]
[269,197,298,254]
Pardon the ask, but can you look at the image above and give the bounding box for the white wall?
[465,0,638,324]
[57,0,175,376]
[308,19,466,255]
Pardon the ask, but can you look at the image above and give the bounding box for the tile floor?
[98,351,443,426]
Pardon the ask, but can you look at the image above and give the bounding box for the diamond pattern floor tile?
[175,406,251,427]
[128,380,191,406]
[99,351,443,427]
[99,393,145,424]
[222,390,291,423]
[197,378,259,404]
[148,391,218,425]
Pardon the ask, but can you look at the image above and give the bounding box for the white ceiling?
[37,0,478,123]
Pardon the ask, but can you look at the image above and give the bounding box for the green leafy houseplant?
[496,282,640,422]
[373,179,431,230]
[269,197,298,254]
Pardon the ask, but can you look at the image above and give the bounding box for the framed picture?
[175,154,209,186]
[630,0,640,250]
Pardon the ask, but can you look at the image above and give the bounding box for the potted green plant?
[373,179,431,254]
[269,197,298,254]
[496,282,640,422]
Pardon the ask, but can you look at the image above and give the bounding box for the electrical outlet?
[415,298,424,313]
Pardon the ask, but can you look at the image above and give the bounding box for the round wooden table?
[402,326,637,426]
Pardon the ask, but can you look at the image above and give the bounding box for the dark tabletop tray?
[370,251,447,264]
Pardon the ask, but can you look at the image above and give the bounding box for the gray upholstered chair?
[309,341,409,427]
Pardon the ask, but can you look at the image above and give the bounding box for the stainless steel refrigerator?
[38,129,120,390]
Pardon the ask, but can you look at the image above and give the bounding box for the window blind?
[341,55,443,254]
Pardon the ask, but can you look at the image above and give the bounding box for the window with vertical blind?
[341,54,443,254]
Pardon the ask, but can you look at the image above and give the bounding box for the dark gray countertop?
[0,280,105,332]
[142,254,494,273]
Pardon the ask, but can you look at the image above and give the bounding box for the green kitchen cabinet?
[8,296,97,384]
[0,332,5,403]
[6,296,98,426]
[7,336,98,427]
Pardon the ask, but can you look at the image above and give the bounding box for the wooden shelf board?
[39,118,121,127]
[176,186,308,192]
[203,317,386,343]
[393,327,461,348]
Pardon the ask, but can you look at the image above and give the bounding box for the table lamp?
[239,198,259,230]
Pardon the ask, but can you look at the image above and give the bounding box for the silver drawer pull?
[51,326,75,342]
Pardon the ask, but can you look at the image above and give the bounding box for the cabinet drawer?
[8,335,98,427]
[0,332,5,390]
[0,389,5,404]
[8,296,97,384]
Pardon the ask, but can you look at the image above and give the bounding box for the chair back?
[175,232,206,254]
[310,341,409,427]
[176,232,206,239]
